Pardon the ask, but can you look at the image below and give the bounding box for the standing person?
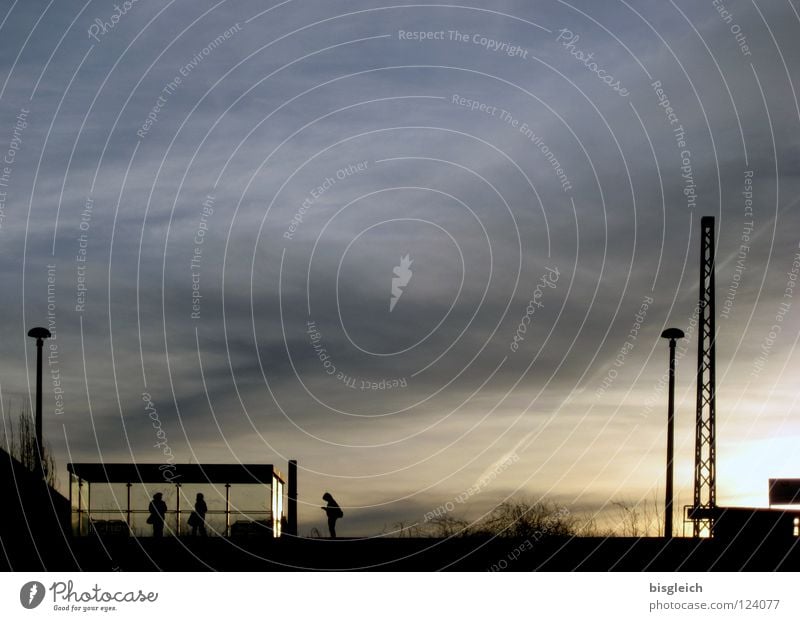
[147,492,167,538]
[188,493,208,536]
[321,492,343,539]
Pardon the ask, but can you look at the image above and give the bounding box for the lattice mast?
[693,216,717,537]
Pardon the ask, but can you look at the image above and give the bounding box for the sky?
[1,0,800,537]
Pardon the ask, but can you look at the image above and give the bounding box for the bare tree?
[642,488,664,537]
[393,521,423,538]
[611,500,642,537]
[574,514,609,537]
[482,498,578,538]
[612,491,664,537]
[424,515,474,538]
[1,405,57,487]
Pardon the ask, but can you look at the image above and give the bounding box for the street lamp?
[660,328,684,539]
[27,326,51,480]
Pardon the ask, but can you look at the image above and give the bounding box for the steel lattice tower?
[693,216,717,537]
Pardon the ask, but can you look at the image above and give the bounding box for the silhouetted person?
[188,493,207,536]
[321,492,343,538]
[147,492,167,538]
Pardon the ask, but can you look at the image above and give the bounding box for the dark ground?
[4,532,799,571]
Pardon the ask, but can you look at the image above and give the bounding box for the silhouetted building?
[687,505,800,543]
[67,462,287,538]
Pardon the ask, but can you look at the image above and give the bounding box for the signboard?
[768,479,800,505]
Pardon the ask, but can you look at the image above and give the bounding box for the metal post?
[176,483,181,537]
[87,482,92,532]
[27,327,51,480]
[661,328,684,539]
[35,340,43,470]
[666,338,676,539]
[77,479,83,535]
[288,460,298,537]
[126,483,132,530]
[694,216,717,537]
[69,473,73,535]
[225,483,231,537]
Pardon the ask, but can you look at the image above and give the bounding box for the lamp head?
[27,327,52,340]
[660,328,685,340]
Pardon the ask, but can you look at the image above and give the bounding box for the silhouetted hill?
[0,447,73,570]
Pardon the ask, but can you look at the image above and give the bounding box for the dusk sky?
[1,0,800,537]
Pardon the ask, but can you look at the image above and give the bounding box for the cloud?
[2,0,800,534]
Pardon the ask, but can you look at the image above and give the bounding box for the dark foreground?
[4,532,799,571]
[3,456,798,571]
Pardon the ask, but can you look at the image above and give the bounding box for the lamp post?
[660,328,684,539]
[288,459,298,537]
[27,327,52,480]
